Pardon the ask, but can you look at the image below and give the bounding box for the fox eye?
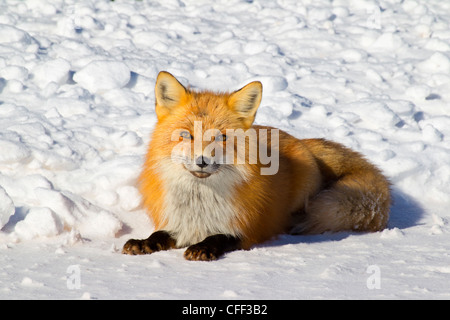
[216,134,227,142]
[180,131,192,139]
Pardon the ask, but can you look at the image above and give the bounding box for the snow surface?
[1,0,450,299]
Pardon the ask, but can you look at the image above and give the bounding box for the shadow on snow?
[263,186,425,247]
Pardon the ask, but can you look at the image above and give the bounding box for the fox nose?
[196,156,209,168]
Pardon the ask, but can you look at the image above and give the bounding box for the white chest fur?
[159,162,246,247]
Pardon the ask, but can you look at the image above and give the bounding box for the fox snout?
[195,156,211,168]
[184,155,221,178]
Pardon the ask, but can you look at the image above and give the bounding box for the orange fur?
[137,71,391,252]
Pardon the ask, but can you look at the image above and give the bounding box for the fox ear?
[155,71,188,120]
[228,81,262,127]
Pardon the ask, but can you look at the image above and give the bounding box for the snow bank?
[33,58,72,89]
[0,139,31,164]
[0,187,14,229]
[0,24,34,46]
[14,207,63,240]
[73,60,131,93]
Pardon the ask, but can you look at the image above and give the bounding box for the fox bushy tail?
[292,139,391,234]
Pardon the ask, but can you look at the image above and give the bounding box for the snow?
[14,207,62,240]
[73,60,131,93]
[0,186,14,229]
[0,0,450,300]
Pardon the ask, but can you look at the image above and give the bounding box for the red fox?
[122,71,391,261]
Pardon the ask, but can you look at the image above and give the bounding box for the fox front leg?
[122,230,176,255]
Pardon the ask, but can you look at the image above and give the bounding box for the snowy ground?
[1,0,450,300]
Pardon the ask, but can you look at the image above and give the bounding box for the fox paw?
[122,239,156,255]
[184,244,219,261]
[122,231,176,255]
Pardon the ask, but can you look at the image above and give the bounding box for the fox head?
[151,71,263,179]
